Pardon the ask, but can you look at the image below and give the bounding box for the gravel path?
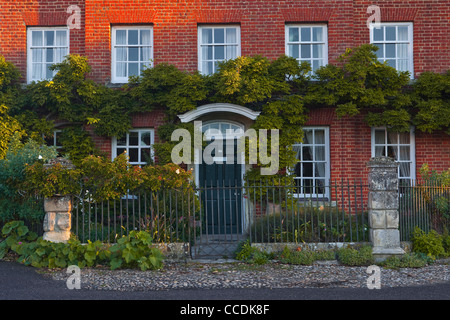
[50,259,450,292]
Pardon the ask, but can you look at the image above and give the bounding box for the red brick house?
[1,1,449,230]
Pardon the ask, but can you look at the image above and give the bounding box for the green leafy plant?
[378,252,430,269]
[411,227,446,260]
[336,245,374,266]
[110,230,163,271]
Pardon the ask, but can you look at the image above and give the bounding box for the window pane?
[117,148,126,155]
[399,146,410,161]
[315,146,325,161]
[32,31,43,46]
[116,48,127,61]
[202,61,213,75]
[373,26,384,41]
[140,30,151,45]
[314,130,325,144]
[226,45,237,59]
[226,28,236,43]
[46,48,53,63]
[398,132,410,144]
[32,63,43,80]
[375,130,385,144]
[46,64,53,79]
[214,28,225,43]
[398,26,408,41]
[302,163,313,177]
[288,45,299,58]
[141,47,151,62]
[32,49,43,63]
[301,44,311,58]
[141,148,151,164]
[399,163,411,178]
[202,46,212,60]
[302,146,312,161]
[301,27,311,42]
[387,146,397,160]
[397,59,409,72]
[55,48,67,63]
[116,30,127,45]
[214,46,225,60]
[385,44,396,58]
[202,28,213,44]
[386,59,396,68]
[129,47,139,61]
[129,132,139,146]
[128,148,139,162]
[128,30,139,45]
[141,131,151,146]
[116,63,126,78]
[397,44,408,58]
[374,44,384,58]
[312,44,323,58]
[128,63,139,77]
[375,146,385,157]
[315,163,325,177]
[387,132,398,144]
[289,28,299,42]
[55,31,67,46]
[44,31,54,46]
[385,27,396,41]
[312,27,323,42]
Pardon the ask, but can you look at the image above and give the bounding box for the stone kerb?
[367,156,405,262]
[42,158,74,243]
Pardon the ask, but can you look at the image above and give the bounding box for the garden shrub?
[379,252,430,269]
[0,220,164,270]
[411,227,446,260]
[336,245,374,266]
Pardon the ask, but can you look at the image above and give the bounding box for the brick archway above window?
[281,8,334,23]
[107,10,156,24]
[22,12,68,26]
[379,8,419,22]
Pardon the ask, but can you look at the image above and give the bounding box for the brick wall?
[0,0,449,176]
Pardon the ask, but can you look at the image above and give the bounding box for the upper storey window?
[370,23,414,78]
[111,26,153,83]
[198,25,240,75]
[27,27,69,83]
[286,24,328,74]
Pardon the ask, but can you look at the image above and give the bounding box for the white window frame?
[44,129,63,150]
[112,129,155,166]
[285,24,328,74]
[292,127,330,198]
[27,27,70,83]
[111,26,154,84]
[371,127,416,184]
[198,25,241,75]
[369,22,414,78]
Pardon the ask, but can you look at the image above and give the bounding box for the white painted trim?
[178,103,260,123]
[111,128,155,166]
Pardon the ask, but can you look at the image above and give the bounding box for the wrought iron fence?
[71,179,370,251]
[399,180,450,241]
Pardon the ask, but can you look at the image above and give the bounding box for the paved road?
[1,261,449,303]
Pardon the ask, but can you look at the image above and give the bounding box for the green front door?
[199,138,242,235]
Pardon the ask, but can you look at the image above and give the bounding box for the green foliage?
[411,70,450,134]
[336,245,374,266]
[378,252,431,269]
[0,134,57,223]
[1,220,163,270]
[109,230,164,271]
[23,153,194,201]
[278,246,317,265]
[308,44,413,132]
[411,227,446,260]
[234,240,271,265]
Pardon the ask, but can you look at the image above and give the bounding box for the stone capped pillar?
[42,158,74,243]
[367,157,405,262]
